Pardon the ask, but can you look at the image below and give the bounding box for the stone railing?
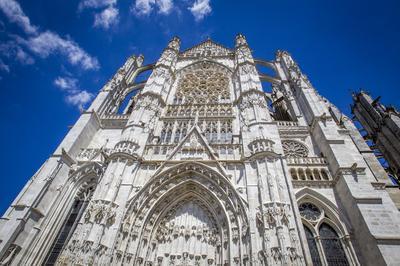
[276,121,299,127]
[102,114,130,120]
[286,157,327,166]
[101,114,130,128]
[77,148,111,161]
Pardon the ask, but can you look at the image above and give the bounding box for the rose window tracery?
[299,203,322,222]
[175,62,230,104]
[282,140,308,158]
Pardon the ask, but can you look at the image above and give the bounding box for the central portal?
[147,198,222,265]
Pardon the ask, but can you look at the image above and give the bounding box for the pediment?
[167,126,219,161]
[181,39,233,58]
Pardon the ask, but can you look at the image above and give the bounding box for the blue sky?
[0,0,399,214]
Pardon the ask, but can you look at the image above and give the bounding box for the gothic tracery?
[282,140,309,158]
[175,62,230,104]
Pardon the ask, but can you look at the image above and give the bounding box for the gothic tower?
[1,35,400,266]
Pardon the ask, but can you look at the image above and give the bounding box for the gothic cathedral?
[1,35,400,266]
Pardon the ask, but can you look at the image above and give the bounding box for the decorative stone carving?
[112,139,139,158]
[84,200,118,226]
[238,91,268,110]
[248,137,275,156]
[257,202,291,229]
[176,61,230,104]
[0,244,20,266]
[282,140,309,158]
[181,39,233,58]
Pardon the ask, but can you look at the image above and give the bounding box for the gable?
[167,126,218,161]
[181,39,233,58]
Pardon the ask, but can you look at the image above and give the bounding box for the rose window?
[176,62,229,104]
[299,203,322,222]
[282,140,308,157]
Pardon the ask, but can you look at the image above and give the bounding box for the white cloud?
[0,41,35,65]
[0,0,38,34]
[19,31,99,70]
[94,5,119,29]
[157,0,173,14]
[54,76,79,92]
[79,0,120,30]
[0,58,10,72]
[133,0,173,16]
[54,76,94,109]
[133,0,155,15]
[15,45,34,65]
[79,0,116,10]
[189,0,211,21]
[0,0,99,71]
[65,90,94,109]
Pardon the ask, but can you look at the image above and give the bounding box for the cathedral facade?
[1,35,400,266]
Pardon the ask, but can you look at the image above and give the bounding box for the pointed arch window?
[44,186,94,265]
[174,129,181,143]
[165,130,172,143]
[319,223,349,266]
[303,225,322,266]
[299,202,352,266]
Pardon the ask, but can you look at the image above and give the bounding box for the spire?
[235,33,248,48]
[167,36,180,52]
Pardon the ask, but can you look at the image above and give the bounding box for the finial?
[235,33,247,47]
[168,36,181,51]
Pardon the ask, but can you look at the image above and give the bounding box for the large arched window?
[303,225,322,266]
[43,186,94,265]
[299,202,351,266]
[320,223,349,266]
[175,61,230,104]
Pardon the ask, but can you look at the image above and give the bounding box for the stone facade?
[351,92,400,181]
[1,35,400,266]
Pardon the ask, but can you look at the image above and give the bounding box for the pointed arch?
[134,180,230,265]
[176,59,234,76]
[31,161,104,265]
[295,187,348,236]
[116,162,250,265]
[295,187,359,265]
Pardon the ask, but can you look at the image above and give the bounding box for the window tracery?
[304,225,322,266]
[153,62,235,158]
[299,203,322,222]
[282,140,309,158]
[299,202,350,266]
[320,224,349,266]
[45,185,95,265]
[175,62,230,104]
[158,119,233,145]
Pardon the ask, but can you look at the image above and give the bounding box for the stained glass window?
[44,199,86,265]
[320,223,349,266]
[304,225,322,266]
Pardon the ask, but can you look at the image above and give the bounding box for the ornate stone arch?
[115,162,250,265]
[295,188,359,265]
[25,161,105,265]
[176,59,234,76]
